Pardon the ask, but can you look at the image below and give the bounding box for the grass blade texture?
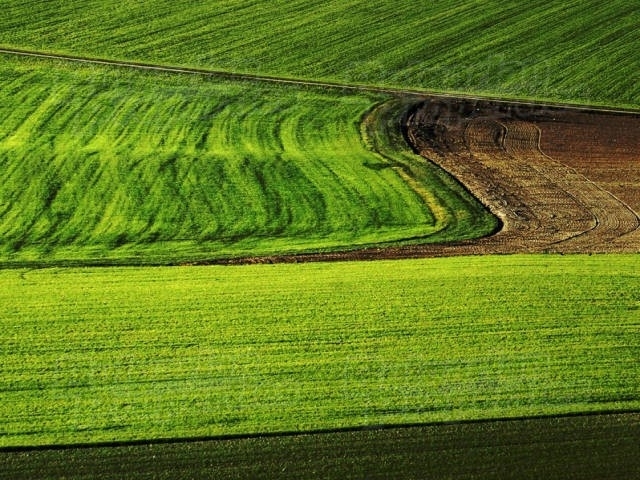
[0,56,495,265]
[1,255,638,446]
[1,1,638,107]
[4,415,640,479]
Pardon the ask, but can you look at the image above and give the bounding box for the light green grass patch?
[1,255,638,446]
[0,56,496,265]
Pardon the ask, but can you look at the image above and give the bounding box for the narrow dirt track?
[2,47,638,114]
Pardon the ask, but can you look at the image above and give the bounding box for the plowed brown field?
[405,99,640,255]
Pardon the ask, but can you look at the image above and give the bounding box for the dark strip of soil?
[2,412,638,479]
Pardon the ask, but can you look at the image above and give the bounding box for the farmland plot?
[0,1,638,109]
[0,55,495,266]
[406,98,640,255]
[1,256,639,447]
[0,0,638,475]
[4,414,639,479]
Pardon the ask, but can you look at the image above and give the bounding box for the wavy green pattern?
[0,57,495,264]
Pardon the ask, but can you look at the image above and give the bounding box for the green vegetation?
[1,1,638,108]
[0,55,495,265]
[1,255,638,447]
[2,2,638,473]
[4,414,639,479]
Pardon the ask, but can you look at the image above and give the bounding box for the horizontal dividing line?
[0,46,416,97]
[0,248,628,272]
[1,46,639,116]
[2,409,638,453]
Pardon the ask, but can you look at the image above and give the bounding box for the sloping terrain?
[1,1,638,109]
[2,256,639,448]
[1,1,638,476]
[0,55,497,266]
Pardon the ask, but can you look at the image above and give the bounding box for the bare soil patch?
[404,98,640,255]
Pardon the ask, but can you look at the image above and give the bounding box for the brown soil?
[213,97,640,265]
[405,98,640,255]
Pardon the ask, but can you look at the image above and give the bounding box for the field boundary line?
[1,46,640,115]
[1,410,638,453]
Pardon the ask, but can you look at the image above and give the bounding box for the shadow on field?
[2,412,639,480]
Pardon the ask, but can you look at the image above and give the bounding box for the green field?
[2,255,639,447]
[2,0,639,475]
[1,0,638,108]
[0,55,495,265]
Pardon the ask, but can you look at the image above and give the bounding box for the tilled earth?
[406,98,640,255]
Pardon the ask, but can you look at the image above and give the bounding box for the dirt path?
[1,47,637,115]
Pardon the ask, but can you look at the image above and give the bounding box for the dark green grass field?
[0,55,495,265]
[1,1,638,108]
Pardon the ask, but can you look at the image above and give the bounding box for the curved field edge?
[361,98,499,244]
[1,255,638,447]
[0,1,638,109]
[3,413,639,480]
[404,98,640,255]
[0,55,494,268]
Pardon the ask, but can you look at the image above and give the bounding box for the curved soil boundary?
[1,47,639,263]
[211,98,640,265]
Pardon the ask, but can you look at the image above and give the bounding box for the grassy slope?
[1,1,638,108]
[2,0,638,466]
[0,55,496,265]
[1,255,638,447]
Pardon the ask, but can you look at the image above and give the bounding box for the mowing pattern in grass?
[0,56,495,265]
[1,1,638,108]
[3,414,639,480]
[1,255,638,447]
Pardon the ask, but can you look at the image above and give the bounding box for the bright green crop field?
[1,0,638,108]
[1,0,639,476]
[0,55,495,265]
[1,255,639,447]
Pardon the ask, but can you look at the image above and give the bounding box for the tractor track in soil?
[2,47,639,263]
